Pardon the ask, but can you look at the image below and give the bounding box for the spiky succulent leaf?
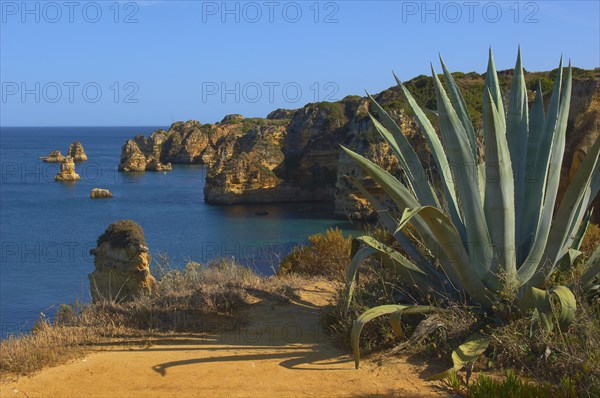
[439,55,477,158]
[506,49,529,251]
[351,305,435,369]
[518,62,570,286]
[367,98,439,207]
[394,77,465,240]
[428,335,491,381]
[345,246,376,311]
[483,89,517,281]
[581,247,600,292]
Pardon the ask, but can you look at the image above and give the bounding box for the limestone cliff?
[118,118,269,171]
[203,95,427,217]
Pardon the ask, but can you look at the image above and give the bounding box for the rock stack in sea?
[54,157,80,182]
[88,220,155,301]
[68,141,88,162]
[90,188,113,199]
[40,150,66,163]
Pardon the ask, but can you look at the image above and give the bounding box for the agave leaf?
[528,286,576,332]
[483,89,517,280]
[506,48,529,250]
[432,66,496,290]
[534,133,599,285]
[394,77,465,239]
[351,304,435,369]
[557,249,582,272]
[529,287,554,332]
[581,247,600,291]
[518,62,570,286]
[520,60,564,263]
[389,311,404,338]
[367,98,439,207]
[428,335,491,381]
[520,81,546,258]
[573,207,593,251]
[588,162,600,209]
[396,206,496,306]
[348,176,436,275]
[439,55,477,158]
[356,235,427,275]
[345,246,377,310]
[483,49,506,132]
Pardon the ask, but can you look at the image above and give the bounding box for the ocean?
[0,126,358,338]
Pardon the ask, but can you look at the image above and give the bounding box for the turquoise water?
[0,127,358,337]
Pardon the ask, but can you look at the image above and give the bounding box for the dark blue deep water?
[0,127,357,337]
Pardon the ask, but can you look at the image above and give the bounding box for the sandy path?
[1,281,449,397]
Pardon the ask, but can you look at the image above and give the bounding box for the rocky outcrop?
[90,188,113,199]
[40,150,65,163]
[221,114,244,123]
[54,157,80,182]
[118,118,291,173]
[204,124,288,203]
[267,109,297,120]
[68,141,88,162]
[119,131,173,172]
[203,96,426,217]
[89,220,155,301]
[118,120,235,171]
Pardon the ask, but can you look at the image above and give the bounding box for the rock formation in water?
[54,157,80,182]
[88,220,155,301]
[90,188,113,199]
[68,141,88,162]
[118,118,288,172]
[40,150,66,163]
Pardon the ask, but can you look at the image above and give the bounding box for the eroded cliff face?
[202,95,426,216]
[118,120,227,171]
[204,124,287,203]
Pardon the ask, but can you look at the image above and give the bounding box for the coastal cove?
[0,127,359,338]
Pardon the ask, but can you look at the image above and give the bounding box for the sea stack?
[54,157,80,182]
[90,188,113,199]
[40,150,66,163]
[88,220,155,301]
[68,141,88,162]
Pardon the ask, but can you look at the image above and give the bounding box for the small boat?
[254,210,269,216]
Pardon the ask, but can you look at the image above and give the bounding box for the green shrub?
[278,228,351,278]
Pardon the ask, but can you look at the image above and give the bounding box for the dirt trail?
[1,281,449,397]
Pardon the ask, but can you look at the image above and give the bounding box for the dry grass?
[579,223,600,259]
[0,258,307,378]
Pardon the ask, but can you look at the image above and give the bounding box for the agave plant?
[343,49,600,376]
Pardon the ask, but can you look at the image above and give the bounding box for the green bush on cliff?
[278,227,351,278]
[96,220,146,249]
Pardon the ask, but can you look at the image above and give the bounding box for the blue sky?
[1,0,599,126]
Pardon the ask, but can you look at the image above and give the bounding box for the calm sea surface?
[0,127,358,337]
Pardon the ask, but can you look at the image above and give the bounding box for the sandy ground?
[1,281,450,398]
